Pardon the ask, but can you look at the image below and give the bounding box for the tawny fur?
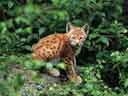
[32,23,89,84]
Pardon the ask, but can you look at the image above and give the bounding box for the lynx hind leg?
[47,68,60,77]
[32,55,60,77]
[64,56,82,84]
[45,58,61,77]
[32,53,60,77]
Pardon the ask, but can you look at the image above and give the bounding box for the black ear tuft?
[82,24,89,34]
[66,22,74,32]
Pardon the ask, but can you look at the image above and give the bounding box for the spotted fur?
[32,23,89,84]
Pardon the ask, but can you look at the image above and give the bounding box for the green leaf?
[124,78,128,88]
[56,62,65,69]
[97,36,109,45]
[38,27,45,35]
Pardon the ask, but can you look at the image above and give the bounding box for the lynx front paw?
[76,75,82,84]
[68,75,82,84]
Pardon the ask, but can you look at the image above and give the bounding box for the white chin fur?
[70,41,77,46]
[71,42,83,46]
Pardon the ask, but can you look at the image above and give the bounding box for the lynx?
[32,23,89,84]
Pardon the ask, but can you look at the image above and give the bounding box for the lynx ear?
[66,22,74,32]
[82,24,89,35]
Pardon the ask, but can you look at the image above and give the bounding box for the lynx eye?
[80,37,83,39]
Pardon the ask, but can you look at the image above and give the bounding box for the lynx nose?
[76,40,79,43]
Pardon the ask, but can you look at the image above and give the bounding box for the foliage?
[0,0,128,96]
[0,55,126,96]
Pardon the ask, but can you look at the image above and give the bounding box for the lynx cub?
[32,23,89,84]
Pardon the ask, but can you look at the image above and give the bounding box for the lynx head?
[66,22,89,46]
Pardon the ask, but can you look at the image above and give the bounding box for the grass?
[0,54,126,96]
